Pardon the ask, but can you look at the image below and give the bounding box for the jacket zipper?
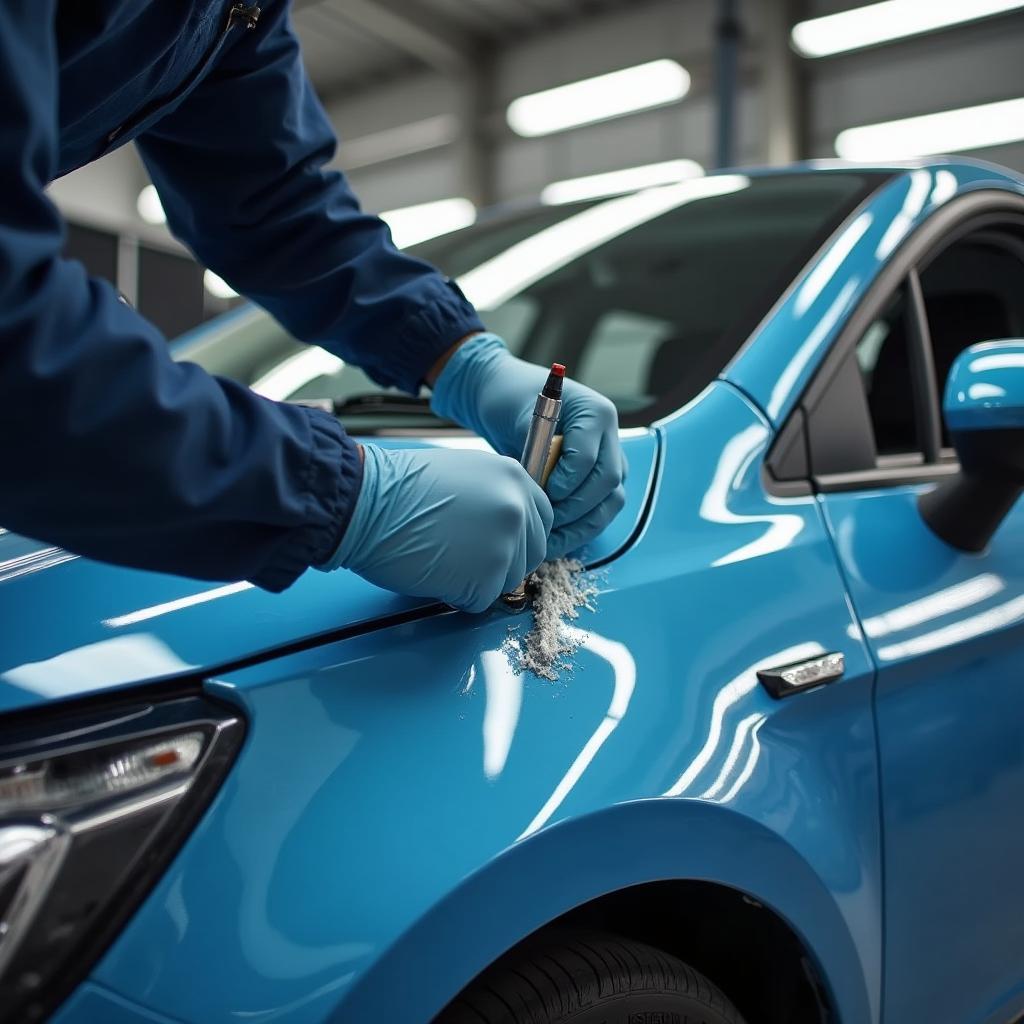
[104,4,262,147]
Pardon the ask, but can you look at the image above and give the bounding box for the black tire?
[435,929,746,1024]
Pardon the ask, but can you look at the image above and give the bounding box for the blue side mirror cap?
[921,339,1024,553]
[945,339,1024,432]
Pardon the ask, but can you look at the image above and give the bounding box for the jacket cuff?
[389,278,484,394]
[249,408,364,592]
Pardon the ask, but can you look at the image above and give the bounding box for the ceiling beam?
[330,0,473,75]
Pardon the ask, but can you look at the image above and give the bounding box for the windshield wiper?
[288,394,443,417]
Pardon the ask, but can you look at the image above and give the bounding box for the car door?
[784,217,1024,1023]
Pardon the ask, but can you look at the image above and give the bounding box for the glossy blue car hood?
[0,433,657,715]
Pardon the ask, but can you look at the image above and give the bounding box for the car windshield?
[174,171,881,430]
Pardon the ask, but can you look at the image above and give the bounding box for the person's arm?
[135,3,483,396]
[0,1,361,591]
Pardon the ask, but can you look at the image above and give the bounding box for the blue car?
[3,159,1024,1024]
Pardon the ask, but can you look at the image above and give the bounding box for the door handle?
[757,652,845,699]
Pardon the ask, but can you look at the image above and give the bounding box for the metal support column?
[714,0,742,169]
[762,0,803,164]
[455,59,497,210]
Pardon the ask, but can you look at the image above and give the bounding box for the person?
[0,2,625,613]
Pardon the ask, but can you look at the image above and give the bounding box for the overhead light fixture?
[792,0,1024,58]
[506,59,690,138]
[379,197,476,248]
[541,159,705,204]
[835,97,1024,160]
[136,184,166,225]
[203,269,238,300]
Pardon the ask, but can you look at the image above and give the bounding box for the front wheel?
[435,929,746,1024]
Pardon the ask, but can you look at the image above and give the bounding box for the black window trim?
[765,190,1024,497]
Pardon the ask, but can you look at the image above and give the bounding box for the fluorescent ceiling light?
[460,175,749,311]
[835,97,1024,160]
[792,0,1024,58]
[507,59,690,138]
[136,185,166,225]
[203,270,238,300]
[541,159,705,204]
[379,197,476,248]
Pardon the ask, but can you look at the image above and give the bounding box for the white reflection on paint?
[480,650,523,780]
[969,352,1024,373]
[0,546,77,583]
[878,593,1024,661]
[968,382,1007,400]
[518,628,635,839]
[718,717,767,804]
[2,634,194,695]
[875,169,931,260]
[930,169,958,207]
[794,212,873,316]
[860,573,1004,639]
[664,642,823,797]
[460,176,749,311]
[103,581,254,628]
[698,711,765,800]
[769,278,860,420]
[699,424,804,566]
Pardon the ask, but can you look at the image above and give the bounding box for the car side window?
[918,234,1024,446]
[854,286,920,459]
[798,281,921,479]
[770,218,1024,493]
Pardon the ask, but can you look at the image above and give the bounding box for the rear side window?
[791,223,1024,486]
[920,238,1024,445]
[855,286,919,458]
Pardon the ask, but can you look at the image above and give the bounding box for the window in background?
[64,224,118,286]
[137,246,207,340]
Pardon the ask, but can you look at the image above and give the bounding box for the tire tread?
[436,929,745,1024]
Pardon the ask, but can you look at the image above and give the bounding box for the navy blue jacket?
[0,1,483,590]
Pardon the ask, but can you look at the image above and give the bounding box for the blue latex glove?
[430,333,626,559]
[319,444,553,613]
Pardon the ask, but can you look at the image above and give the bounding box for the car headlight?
[0,690,244,1024]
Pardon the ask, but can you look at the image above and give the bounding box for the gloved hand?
[319,444,553,613]
[430,333,626,559]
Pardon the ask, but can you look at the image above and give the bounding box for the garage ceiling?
[293,0,639,98]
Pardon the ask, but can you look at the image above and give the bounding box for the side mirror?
[920,340,1024,552]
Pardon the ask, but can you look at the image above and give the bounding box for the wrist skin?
[425,332,482,386]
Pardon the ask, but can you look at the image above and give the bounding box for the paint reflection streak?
[698,712,765,800]
[517,629,635,840]
[874,169,931,260]
[480,651,523,780]
[0,547,77,583]
[878,593,1024,661]
[699,425,804,566]
[718,717,767,804]
[860,573,1004,638]
[665,642,823,797]
[104,581,255,627]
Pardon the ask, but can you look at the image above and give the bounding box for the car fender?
[337,797,871,1023]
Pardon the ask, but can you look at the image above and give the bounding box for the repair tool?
[501,363,565,612]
